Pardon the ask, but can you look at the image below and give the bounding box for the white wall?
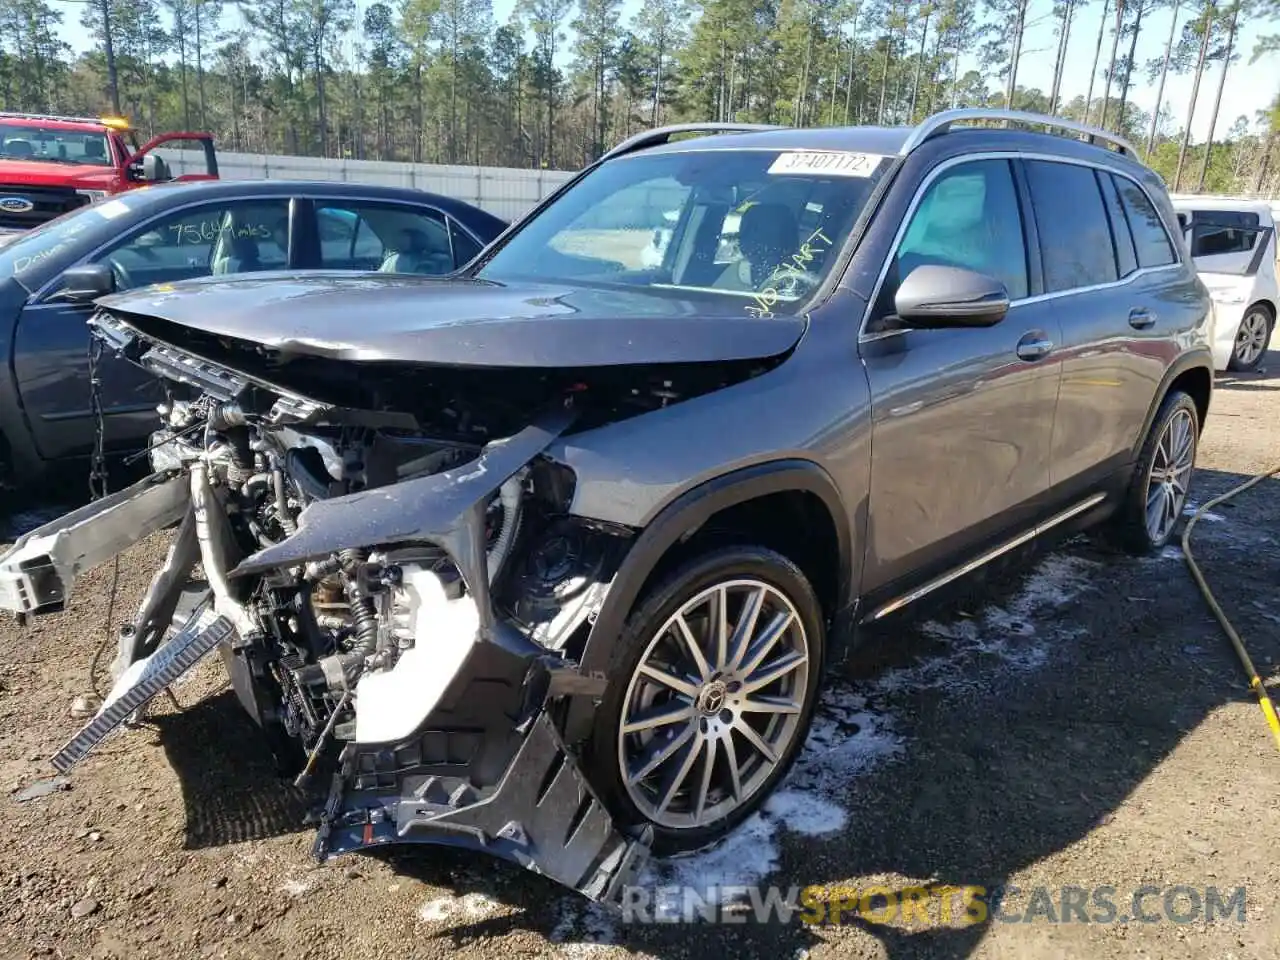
[162,149,578,221]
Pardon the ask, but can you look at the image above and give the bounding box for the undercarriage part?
[0,471,189,616]
[52,609,236,773]
[321,711,650,902]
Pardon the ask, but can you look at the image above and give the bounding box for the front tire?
[1110,390,1199,554]
[584,545,825,855]
[1227,304,1273,372]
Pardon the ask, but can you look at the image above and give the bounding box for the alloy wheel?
[616,578,811,831]
[1234,309,1270,368]
[1144,407,1196,544]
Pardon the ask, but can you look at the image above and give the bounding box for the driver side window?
[876,159,1028,324]
[99,200,291,292]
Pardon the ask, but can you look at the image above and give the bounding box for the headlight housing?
[75,189,109,205]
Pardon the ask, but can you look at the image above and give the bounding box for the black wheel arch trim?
[561,458,853,744]
[1132,349,1214,460]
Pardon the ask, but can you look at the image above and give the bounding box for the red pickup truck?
[0,113,217,232]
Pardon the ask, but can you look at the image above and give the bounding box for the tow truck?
[0,113,217,234]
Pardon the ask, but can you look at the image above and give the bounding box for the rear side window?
[1024,159,1117,292]
[1187,213,1260,257]
[1098,173,1138,278]
[1115,178,1176,267]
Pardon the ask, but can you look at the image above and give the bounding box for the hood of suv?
[97,272,807,368]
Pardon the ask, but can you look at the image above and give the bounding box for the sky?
[58,0,1278,144]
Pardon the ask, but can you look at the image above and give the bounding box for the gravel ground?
[2,339,1279,960]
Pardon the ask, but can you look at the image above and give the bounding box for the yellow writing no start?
[798,884,989,925]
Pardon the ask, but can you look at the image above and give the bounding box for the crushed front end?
[0,307,652,901]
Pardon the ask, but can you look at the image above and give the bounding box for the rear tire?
[1227,304,1273,372]
[1109,390,1199,554]
[583,545,825,855]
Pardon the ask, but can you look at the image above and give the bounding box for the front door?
[859,157,1062,596]
[12,196,293,462]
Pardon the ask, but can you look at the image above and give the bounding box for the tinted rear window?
[1099,172,1138,278]
[1116,178,1176,268]
[1024,159,1117,292]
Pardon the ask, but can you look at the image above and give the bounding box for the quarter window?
[877,158,1029,321]
[1115,178,1176,267]
[1024,159,1117,292]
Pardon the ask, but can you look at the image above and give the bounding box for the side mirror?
[55,263,115,303]
[130,153,167,183]
[893,264,1010,328]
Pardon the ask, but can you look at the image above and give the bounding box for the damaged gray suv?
[0,109,1214,902]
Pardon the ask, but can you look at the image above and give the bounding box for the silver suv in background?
[0,109,1214,902]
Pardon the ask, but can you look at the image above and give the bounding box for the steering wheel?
[106,257,133,293]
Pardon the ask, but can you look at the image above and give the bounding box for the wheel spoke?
[722,729,744,802]
[739,694,802,715]
[738,610,795,678]
[673,614,712,682]
[693,735,718,821]
[743,649,807,693]
[626,722,695,785]
[638,663,700,698]
[1146,482,1167,536]
[734,719,779,764]
[726,586,765,673]
[654,735,703,816]
[622,700,696,735]
[708,585,730,672]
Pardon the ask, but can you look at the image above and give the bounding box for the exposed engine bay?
[0,302,802,902]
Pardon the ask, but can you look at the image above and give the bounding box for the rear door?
[859,157,1063,595]
[14,196,294,461]
[1027,160,1186,497]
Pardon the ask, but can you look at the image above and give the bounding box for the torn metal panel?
[232,403,577,579]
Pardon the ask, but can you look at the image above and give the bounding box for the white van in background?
[1169,195,1278,372]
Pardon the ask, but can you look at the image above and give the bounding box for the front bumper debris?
[0,471,188,615]
[52,607,234,773]
[320,710,649,901]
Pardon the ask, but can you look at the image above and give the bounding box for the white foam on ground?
[280,877,314,897]
[418,891,501,923]
[549,898,622,956]
[875,554,1099,695]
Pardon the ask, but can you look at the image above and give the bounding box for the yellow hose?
[1181,464,1280,752]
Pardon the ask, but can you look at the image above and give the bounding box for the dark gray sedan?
[0,179,507,483]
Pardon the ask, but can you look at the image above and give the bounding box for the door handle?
[1129,307,1157,329]
[1016,332,1054,361]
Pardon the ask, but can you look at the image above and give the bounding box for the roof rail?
[900,108,1141,160]
[599,123,785,162]
[0,112,110,127]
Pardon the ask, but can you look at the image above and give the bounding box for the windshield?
[477,147,890,316]
[0,123,112,166]
[0,193,142,289]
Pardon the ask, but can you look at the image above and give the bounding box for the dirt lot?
[2,341,1279,960]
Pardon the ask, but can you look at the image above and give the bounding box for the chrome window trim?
[856,150,1183,342]
[32,192,486,302]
